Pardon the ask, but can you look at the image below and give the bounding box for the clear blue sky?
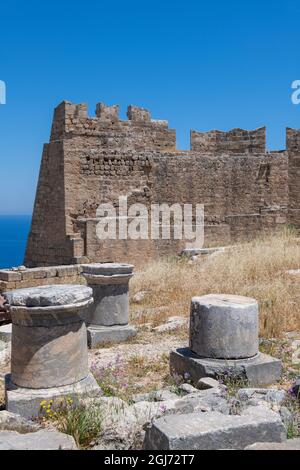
[0,0,299,215]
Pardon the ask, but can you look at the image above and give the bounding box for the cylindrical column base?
[82,263,134,327]
[189,294,259,359]
[5,284,93,389]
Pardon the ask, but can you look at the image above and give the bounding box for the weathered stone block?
[56,265,78,277]
[0,410,40,432]
[96,103,119,122]
[144,406,286,450]
[170,348,282,387]
[197,377,220,390]
[0,429,77,450]
[88,324,136,347]
[44,267,58,278]
[127,105,151,122]
[21,268,47,281]
[0,271,21,282]
[5,373,101,419]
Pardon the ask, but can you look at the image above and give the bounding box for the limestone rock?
[84,396,128,425]
[286,269,300,276]
[133,389,179,403]
[197,377,220,390]
[93,400,167,450]
[279,406,293,430]
[152,316,187,333]
[178,383,199,394]
[0,429,77,450]
[171,388,230,415]
[132,291,149,304]
[237,388,287,405]
[245,438,300,450]
[0,410,40,433]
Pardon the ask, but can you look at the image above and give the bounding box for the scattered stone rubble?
[0,273,299,450]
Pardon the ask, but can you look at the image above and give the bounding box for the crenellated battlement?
[50,101,298,155]
[191,127,266,154]
[286,128,300,229]
[286,127,300,151]
[50,101,175,151]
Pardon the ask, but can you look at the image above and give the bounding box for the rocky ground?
[0,317,300,450]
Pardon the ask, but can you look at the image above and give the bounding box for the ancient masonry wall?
[24,101,297,268]
[287,128,300,228]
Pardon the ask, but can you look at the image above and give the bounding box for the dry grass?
[130,230,300,338]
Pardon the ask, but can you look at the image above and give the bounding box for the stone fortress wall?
[24,100,299,268]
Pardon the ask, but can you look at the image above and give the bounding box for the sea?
[0,215,32,269]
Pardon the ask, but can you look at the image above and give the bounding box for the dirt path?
[88,330,187,368]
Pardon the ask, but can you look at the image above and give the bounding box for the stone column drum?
[82,263,136,347]
[170,294,282,387]
[190,294,259,359]
[4,285,101,419]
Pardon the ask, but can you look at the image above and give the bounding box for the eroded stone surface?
[6,284,93,389]
[245,439,300,450]
[197,377,220,390]
[0,429,77,450]
[88,324,136,347]
[237,388,287,405]
[82,264,133,334]
[0,410,40,433]
[144,406,286,450]
[5,373,101,419]
[190,294,259,359]
[170,348,282,387]
[5,284,93,307]
[82,263,133,276]
[11,321,89,388]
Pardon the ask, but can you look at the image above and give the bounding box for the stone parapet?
[0,265,83,293]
